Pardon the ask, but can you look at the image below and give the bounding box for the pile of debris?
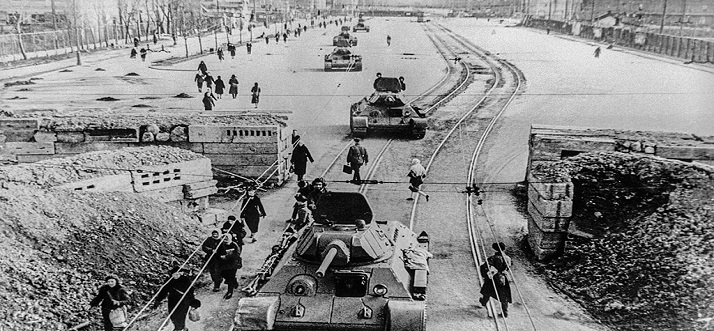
[0,183,204,330]
[533,152,713,331]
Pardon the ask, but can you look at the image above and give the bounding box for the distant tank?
[333,29,358,46]
[235,192,431,331]
[350,77,427,139]
[353,18,370,32]
[324,45,363,71]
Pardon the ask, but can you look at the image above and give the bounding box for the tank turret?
[235,192,431,331]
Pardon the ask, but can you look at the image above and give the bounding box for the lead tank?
[235,192,430,331]
[350,77,427,139]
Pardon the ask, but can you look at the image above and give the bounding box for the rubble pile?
[0,146,204,188]
[533,152,714,331]
[0,183,203,330]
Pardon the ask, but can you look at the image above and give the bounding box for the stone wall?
[526,124,714,260]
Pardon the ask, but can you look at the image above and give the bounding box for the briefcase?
[342,164,352,174]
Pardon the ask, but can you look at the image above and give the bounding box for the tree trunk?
[15,22,28,60]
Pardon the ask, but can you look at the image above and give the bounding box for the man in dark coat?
[154,267,201,330]
[202,92,216,110]
[478,243,512,317]
[290,138,314,181]
[89,275,132,331]
[246,42,252,54]
[198,61,208,75]
[201,230,223,292]
[241,188,266,242]
[217,234,242,299]
[347,138,368,184]
[214,76,225,99]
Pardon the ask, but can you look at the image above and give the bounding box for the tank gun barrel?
[316,247,338,278]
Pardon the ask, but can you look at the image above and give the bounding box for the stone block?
[527,217,566,261]
[657,145,714,160]
[156,132,170,142]
[137,185,186,202]
[531,135,616,155]
[54,142,131,154]
[527,173,574,199]
[33,131,57,143]
[202,143,279,154]
[196,208,229,226]
[15,154,56,163]
[188,125,279,143]
[184,186,218,199]
[170,126,189,142]
[2,129,36,142]
[131,158,213,192]
[203,153,278,166]
[184,180,218,191]
[56,131,85,143]
[57,173,135,192]
[84,128,139,143]
[5,142,55,155]
[527,184,573,218]
[528,200,570,232]
[0,118,39,131]
[141,132,155,142]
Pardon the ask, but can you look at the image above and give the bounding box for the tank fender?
[352,116,368,129]
[386,300,426,331]
[410,118,428,129]
[234,296,280,330]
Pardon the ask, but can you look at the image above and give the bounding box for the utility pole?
[659,0,667,34]
[591,0,595,23]
[73,0,81,65]
[679,0,686,36]
[214,1,219,49]
[548,0,552,22]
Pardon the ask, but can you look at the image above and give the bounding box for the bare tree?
[11,11,29,60]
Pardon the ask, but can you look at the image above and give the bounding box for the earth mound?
[0,184,203,330]
[533,152,713,331]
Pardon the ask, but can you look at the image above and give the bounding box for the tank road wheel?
[234,297,279,331]
[385,300,426,331]
[411,130,425,139]
[353,63,363,72]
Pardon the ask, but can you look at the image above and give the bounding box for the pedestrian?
[216,234,242,299]
[307,177,327,211]
[265,36,269,45]
[228,43,236,58]
[217,47,224,61]
[275,34,280,43]
[347,138,368,184]
[214,76,225,99]
[373,72,383,89]
[407,158,429,201]
[246,42,252,54]
[399,76,406,91]
[241,187,266,243]
[194,73,204,92]
[201,230,223,292]
[140,47,147,61]
[153,33,158,45]
[228,74,239,99]
[89,275,131,331]
[198,61,208,75]
[387,35,391,46]
[133,37,139,47]
[204,74,215,91]
[282,32,288,43]
[594,46,601,58]
[146,43,151,51]
[546,28,551,35]
[153,267,201,330]
[221,215,247,246]
[130,48,137,59]
[478,242,512,317]
[250,82,261,108]
[202,92,216,110]
[290,137,314,182]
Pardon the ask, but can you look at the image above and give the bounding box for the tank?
[333,30,358,46]
[324,45,363,71]
[350,77,427,139]
[235,192,431,331]
[353,18,370,32]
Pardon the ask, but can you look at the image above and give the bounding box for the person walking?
[275,33,280,43]
[290,137,314,181]
[89,275,131,331]
[347,138,368,184]
[228,74,239,99]
[246,42,252,54]
[140,47,147,62]
[217,47,224,62]
[214,76,225,99]
[133,37,139,47]
[194,73,204,92]
[250,82,261,108]
[478,242,512,317]
[594,46,601,58]
[386,35,391,46]
[204,74,215,92]
[399,76,406,91]
[216,234,242,299]
[282,32,288,43]
[229,44,236,58]
[198,61,208,75]
[130,48,137,59]
[241,187,266,243]
[202,92,216,110]
[201,230,223,292]
[407,158,429,202]
[153,267,201,331]
[265,35,269,45]
[221,215,247,247]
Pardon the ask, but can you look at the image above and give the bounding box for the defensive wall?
[526,19,714,64]
[0,112,292,185]
[0,146,217,213]
[526,124,714,260]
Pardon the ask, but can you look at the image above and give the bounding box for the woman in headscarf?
[407,158,429,201]
[89,275,131,331]
[228,74,239,99]
[153,267,201,331]
[240,187,266,242]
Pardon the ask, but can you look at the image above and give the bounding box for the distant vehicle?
[333,29,358,46]
[234,191,430,331]
[324,45,363,71]
[350,77,427,139]
[353,18,370,32]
